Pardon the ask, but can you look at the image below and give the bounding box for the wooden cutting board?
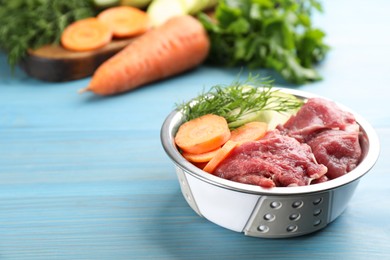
[20,38,134,82]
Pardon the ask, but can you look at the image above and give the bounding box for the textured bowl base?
[243,193,330,238]
[176,166,362,238]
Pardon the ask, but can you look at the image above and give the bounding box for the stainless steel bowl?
[160,88,380,238]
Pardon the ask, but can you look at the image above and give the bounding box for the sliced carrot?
[79,15,210,95]
[182,147,221,163]
[203,140,238,174]
[61,17,112,52]
[229,121,268,144]
[175,114,231,155]
[97,6,150,38]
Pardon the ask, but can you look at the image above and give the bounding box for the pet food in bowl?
[161,79,379,238]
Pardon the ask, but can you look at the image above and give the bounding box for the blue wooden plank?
[0,0,390,259]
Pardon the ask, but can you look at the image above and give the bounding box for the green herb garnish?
[177,75,304,129]
[198,0,330,84]
[0,0,97,68]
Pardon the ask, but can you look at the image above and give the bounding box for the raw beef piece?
[279,97,362,180]
[214,130,328,188]
[311,175,328,184]
[278,98,356,142]
[308,126,362,179]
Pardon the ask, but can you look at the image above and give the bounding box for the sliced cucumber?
[227,90,301,130]
[93,0,120,9]
[147,0,218,27]
[181,0,204,14]
[182,0,218,14]
[263,110,292,130]
[119,0,152,8]
[202,0,218,10]
[147,0,187,27]
[264,91,302,129]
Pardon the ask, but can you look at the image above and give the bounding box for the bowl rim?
[160,87,380,195]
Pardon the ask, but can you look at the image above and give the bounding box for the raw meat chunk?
[279,98,356,142]
[308,127,361,179]
[279,98,362,179]
[214,131,328,188]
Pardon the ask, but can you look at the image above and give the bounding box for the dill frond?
[177,75,303,129]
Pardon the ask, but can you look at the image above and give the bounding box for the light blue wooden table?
[0,1,389,259]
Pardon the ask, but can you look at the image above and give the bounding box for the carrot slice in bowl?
[61,17,112,52]
[203,140,238,174]
[182,147,221,163]
[97,6,150,38]
[174,114,231,155]
[229,121,268,144]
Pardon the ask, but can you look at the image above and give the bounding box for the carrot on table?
[97,6,150,38]
[79,15,210,95]
[229,121,268,144]
[175,114,231,155]
[182,148,221,163]
[61,18,112,52]
[203,140,238,174]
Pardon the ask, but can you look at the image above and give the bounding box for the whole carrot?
[80,15,210,95]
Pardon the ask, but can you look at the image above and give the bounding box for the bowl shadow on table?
[150,188,339,260]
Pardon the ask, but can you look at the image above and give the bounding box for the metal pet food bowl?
[160,88,380,238]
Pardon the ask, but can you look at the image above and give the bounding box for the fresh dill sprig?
[0,0,97,69]
[177,75,303,129]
